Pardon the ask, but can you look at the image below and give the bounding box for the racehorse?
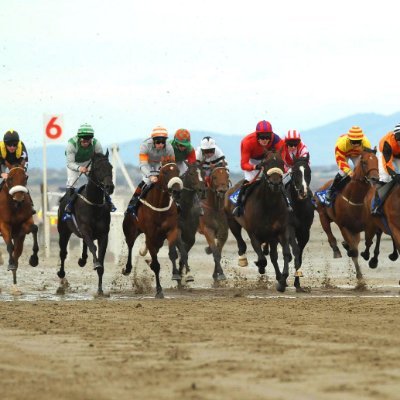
[224,151,293,292]
[198,161,230,282]
[361,170,400,279]
[314,148,379,287]
[57,151,114,296]
[285,156,314,290]
[122,162,185,298]
[173,162,206,284]
[0,163,39,294]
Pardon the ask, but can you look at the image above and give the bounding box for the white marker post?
[43,115,63,257]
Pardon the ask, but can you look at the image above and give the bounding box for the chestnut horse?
[314,148,379,287]
[57,152,114,295]
[0,164,39,294]
[122,162,185,298]
[224,151,292,292]
[361,171,400,279]
[198,162,230,282]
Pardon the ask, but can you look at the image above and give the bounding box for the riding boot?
[325,173,343,206]
[371,181,386,215]
[126,181,150,216]
[63,188,77,221]
[232,181,248,217]
[105,193,117,212]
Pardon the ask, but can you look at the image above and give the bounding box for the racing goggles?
[286,140,300,147]
[5,141,18,147]
[257,133,272,141]
[153,138,166,145]
[349,139,362,146]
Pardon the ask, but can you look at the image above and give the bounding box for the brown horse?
[122,162,186,298]
[362,171,400,278]
[198,162,230,282]
[314,148,379,286]
[0,164,39,294]
[224,151,292,292]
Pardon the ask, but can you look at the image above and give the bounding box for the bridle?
[6,166,29,196]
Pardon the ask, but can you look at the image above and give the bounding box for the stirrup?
[110,203,117,212]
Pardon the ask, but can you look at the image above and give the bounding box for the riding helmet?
[151,125,168,138]
[200,136,216,150]
[347,126,364,140]
[77,123,94,138]
[393,123,400,141]
[255,120,273,134]
[3,129,20,144]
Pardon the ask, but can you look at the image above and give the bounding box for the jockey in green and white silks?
[65,123,103,189]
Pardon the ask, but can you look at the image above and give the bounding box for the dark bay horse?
[361,171,400,279]
[122,162,185,298]
[198,162,230,282]
[286,156,314,290]
[57,151,114,296]
[0,164,39,294]
[224,151,292,292]
[173,162,206,284]
[314,148,379,287]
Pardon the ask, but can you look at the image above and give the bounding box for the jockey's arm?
[186,148,197,164]
[66,142,82,172]
[240,144,256,171]
[382,141,395,174]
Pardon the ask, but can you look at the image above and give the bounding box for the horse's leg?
[227,216,247,266]
[21,221,39,267]
[122,217,140,276]
[57,227,72,294]
[203,226,226,282]
[214,225,229,281]
[316,208,342,258]
[269,240,282,283]
[147,241,164,299]
[80,228,100,270]
[293,227,310,291]
[339,227,364,286]
[78,241,88,267]
[0,224,16,272]
[279,233,292,293]
[388,236,399,261]
[368,230,382,269]
[249,234,267,275]
[9,233,25,295]
[170,239,182,282]
[95,234,109,296]
[181,232,195,282]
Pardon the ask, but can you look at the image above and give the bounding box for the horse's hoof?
[172,273,181,281]
[204,246,212,255]
[276,282,286,293]
[11,285,22,296]
[333,251,342,259]
[217,273,227,281]
[122,268,131,276]
[389,252,398,262]
[78,258,87,267]
[355,280,367,291]
[57,270,66,279]
[155,291,164,299]
[185,275,194,283]
[369,258,378,269]
[238,255,248,267]
[7,264,17,271]
[258,266,266,275]
[360,251,369,261]
[29,255,39,267]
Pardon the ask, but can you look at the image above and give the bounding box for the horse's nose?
[106,184,115,195]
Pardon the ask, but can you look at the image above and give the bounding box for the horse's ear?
[373,146,377,155]
[105,149,109,158]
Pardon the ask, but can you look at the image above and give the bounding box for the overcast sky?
[1,0,399,148]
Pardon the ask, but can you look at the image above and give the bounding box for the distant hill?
[28,112,400,171]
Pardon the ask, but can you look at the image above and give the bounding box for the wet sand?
[0,221,400,399]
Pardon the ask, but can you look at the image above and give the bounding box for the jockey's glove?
[255,164,262,170]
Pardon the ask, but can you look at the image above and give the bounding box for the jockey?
[63,123,115,220]
[281,129,310,185]
[169,129,197,175]
[196,136,227,184]
[125,125,175,216]
[325,126,371,206]
[371,123,400,214]
[0,129,36,214]
[232,120,284,217]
